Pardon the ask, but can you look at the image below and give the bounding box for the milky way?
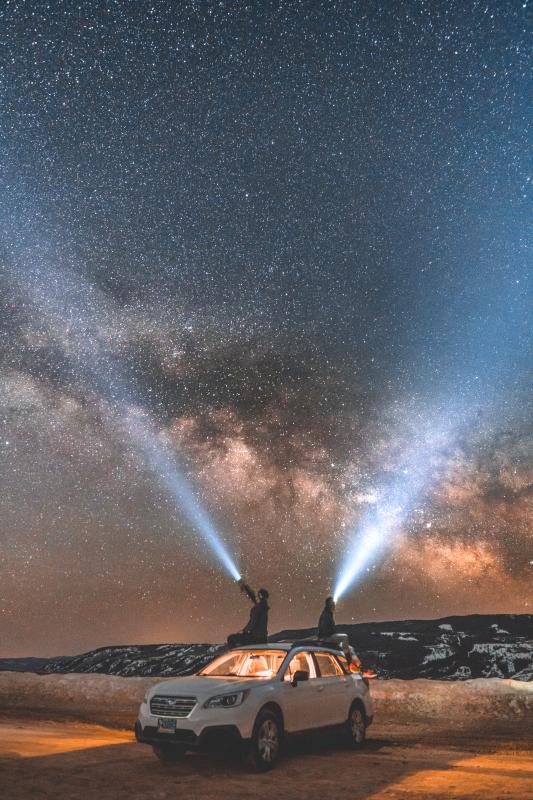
[0,1,531,656]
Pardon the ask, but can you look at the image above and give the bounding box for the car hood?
[150,675,274,699]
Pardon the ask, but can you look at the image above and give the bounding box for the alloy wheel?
[257,718,279,763]
[349,707,365,743]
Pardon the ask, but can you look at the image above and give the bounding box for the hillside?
[1,614,531,680]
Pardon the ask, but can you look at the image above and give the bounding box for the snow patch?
[491,624,510,634]
[423,645,454,663]
[2,672,531,726]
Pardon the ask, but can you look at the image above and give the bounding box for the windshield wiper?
[202,673,273,678]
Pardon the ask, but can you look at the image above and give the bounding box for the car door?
[278,651,322,733]
[312,652,352,726]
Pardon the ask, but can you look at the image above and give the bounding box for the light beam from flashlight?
[333,526,386,602]
[124,409,241,581]
[333,417,455,602]
[7,259,241,582]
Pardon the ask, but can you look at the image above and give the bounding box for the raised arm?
[238,578,257,603]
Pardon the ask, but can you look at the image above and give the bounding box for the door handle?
[317,685,325,692]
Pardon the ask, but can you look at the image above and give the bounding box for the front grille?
[150,694,197,718]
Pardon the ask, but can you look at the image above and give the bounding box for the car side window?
[283,651,316,682]
[315,652,344,678]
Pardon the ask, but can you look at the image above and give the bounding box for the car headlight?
[143,692,150,704]
[203,690,248,709]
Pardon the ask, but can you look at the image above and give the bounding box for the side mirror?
[291,670,309,687]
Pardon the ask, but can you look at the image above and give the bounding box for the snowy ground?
[0,670,532,726]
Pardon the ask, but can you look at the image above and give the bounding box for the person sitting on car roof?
[318,596,352,663]
[227,579,269,649]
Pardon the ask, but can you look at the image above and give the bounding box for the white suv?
[135,642,373,771]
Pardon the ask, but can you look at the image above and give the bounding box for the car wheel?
[246,710,282,772]
[152,743,186,764]
[346,702,366,749]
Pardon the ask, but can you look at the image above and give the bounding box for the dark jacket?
[242,587,269,641]
[318,607,336,638]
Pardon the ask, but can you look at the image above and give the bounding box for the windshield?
[199,649,287,679]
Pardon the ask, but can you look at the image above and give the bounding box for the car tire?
[246,709,282,772]
[152,743,186,764]
[345,701,367,749]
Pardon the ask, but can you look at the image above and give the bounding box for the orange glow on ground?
[0,720,132,758]
[367,751,533,799]
[1,716,532,799]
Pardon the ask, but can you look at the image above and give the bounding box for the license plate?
[157,718,177,733]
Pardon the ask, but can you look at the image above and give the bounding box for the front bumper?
[136,697,256,744]
[135,720,244,750]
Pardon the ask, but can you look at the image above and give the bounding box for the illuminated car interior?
[282,652,317,681]
[199,650,287,678]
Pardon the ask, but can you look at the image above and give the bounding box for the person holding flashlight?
[227,579,270,649]
[318,596,352,663]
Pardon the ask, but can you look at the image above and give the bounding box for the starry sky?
[1,1,531,657]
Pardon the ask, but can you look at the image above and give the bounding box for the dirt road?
[1,714,531,800]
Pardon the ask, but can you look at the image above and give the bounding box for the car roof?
[233,643,292,652]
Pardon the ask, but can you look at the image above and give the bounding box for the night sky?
[1,1,531,657]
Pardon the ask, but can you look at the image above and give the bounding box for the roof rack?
[273,637,344,651]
